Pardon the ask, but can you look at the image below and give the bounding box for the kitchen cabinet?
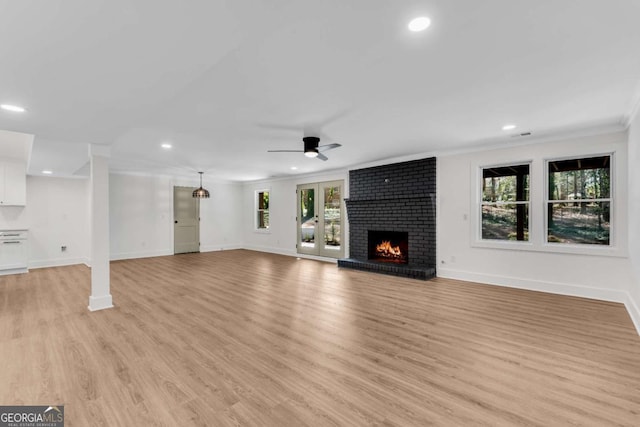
[0,230,28,274]
[0,161,27,206]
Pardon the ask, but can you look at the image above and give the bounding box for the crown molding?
[623,81,640,128]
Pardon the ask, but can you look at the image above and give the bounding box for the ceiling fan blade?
[316,153,329,161]
[318,143,341,152]
[267,149,303,153]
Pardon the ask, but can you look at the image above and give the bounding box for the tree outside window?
[257,190,269,229]
[547,156,610,245]
[481,164,530,241]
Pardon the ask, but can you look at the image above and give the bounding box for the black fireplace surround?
[338,157,436,280]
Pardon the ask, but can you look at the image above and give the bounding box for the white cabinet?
[0,230,28,274]
[0,161,27,206]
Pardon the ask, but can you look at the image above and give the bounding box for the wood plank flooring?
[1,249,639,426]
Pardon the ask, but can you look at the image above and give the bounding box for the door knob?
[175,220,178,224]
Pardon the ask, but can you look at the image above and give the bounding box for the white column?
[88,144,113,311]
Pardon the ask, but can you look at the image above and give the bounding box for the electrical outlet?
[61,246,67,252]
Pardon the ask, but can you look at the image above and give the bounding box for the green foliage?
[482,175,529,202]
[549,167,610,200]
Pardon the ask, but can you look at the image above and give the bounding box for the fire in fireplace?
[368,230,408,264]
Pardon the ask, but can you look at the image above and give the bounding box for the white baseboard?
[0,267,28,276]
[29,257,88,269]
[242,245,338,263]
[242,244,297,258]
[110,250,173,261]
[437,267,629,303]
[438,267,640,336]
[200,244,243,253]
[88,294,114,312]
[624,293,640,336]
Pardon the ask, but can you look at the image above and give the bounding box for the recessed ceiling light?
[502,124,517,131]
[161,143,172,149]
[290,166,298,170]
[408,16,431,32]
[42,170,53,175]
[1,104,26,113]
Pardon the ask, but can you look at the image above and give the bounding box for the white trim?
[347,124,626,175]
[88,294,113,312]
[470,146,627,257]
[0,267,28,276]
[29,257,88,269]
[437,267,628,303]
[242,244,297,258]
[110,249,173,261]
[88,144,111,158]
[200,244,243,252]
[242,244,337,263]
[472,160,532,245]
[242,168,348,185]
[623,80,640,128]
[624,293,640,336]
[544,152,618,253]
[438,267,639,336]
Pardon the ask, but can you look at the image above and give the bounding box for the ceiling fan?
[267,136,341,161]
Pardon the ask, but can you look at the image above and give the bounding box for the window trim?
[471,149,626,257]
[255,189,270,233]
[473,160,533,249]
[543,152,614,250]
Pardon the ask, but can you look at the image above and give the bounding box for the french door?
[296,180,344,258]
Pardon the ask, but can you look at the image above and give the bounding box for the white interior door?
[297,180,344,258]
[174,186,200,254]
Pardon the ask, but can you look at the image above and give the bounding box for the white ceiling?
[1,0,639,181]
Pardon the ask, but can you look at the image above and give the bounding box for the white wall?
[628,109,640,331]
[109,173,174,260]
[0,176,89,268]
[109,173,243,260]
[242,170,349,259]
[438,131,634,304]
[198,180,243,252]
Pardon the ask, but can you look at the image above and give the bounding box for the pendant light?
[192,172,210,198]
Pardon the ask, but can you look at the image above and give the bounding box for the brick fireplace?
[338,157,436,280]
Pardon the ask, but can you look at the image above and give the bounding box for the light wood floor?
[1,250,639,426]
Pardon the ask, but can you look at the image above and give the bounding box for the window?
[256,190,269,230]
[547,155,611,245]
[481,164,530,241]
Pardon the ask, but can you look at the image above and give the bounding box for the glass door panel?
[322,185,342,255]
[297,181,344,258]
[297,185,317,255]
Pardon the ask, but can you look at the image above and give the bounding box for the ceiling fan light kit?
[268,135,341,161]
[303,136,320,157]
